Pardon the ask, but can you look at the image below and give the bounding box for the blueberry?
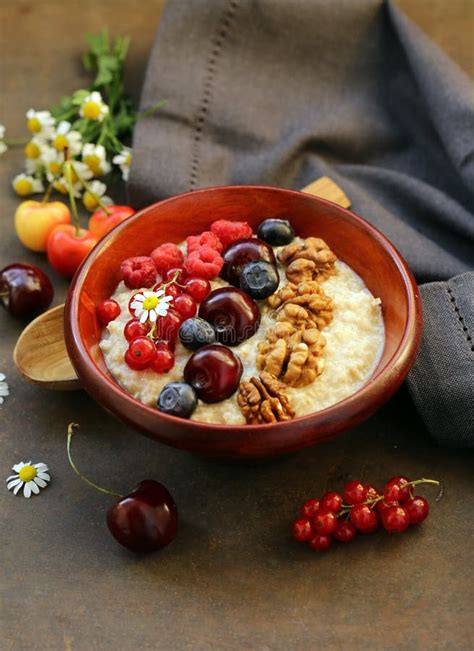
[179,317,216,351]
[157,381,198,418]
[240,260,279,300]
[257,218,295,246]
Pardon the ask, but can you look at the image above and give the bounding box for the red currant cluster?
[293,476,439,552]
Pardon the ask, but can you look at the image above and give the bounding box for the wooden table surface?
[1,2,473,650]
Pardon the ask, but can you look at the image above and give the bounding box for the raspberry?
[210,220,253,250]
[183,245,224,280]
[121,256,157,289]
[186,231,223,255]
[150,243,184,275]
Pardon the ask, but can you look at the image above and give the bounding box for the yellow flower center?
[54,180,68,194]
[143,296,159,311]
[53,134,69,151]
[15,178,33,196]
[27,117,41,133]
[19,465,37,482]
[82,101,101,120]
[25,141,41,159]
[83,191,98,211]
[48,161,62,176]
[84,154,102,175]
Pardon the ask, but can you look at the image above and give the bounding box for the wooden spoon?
[12,177,350,391]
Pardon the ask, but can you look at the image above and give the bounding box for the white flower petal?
[33,477,47,488]
[133,294,145,301]
[139,311,148,324]
[23,483,32,498]
[143,291,155,298]
[155,289,165,297]
[0,373,5,381]
[161,296,173,303]
[149,310,157,323]
[130,301,143,310]
[6,474,19,482]
[156,305,169,317]
[29,481,40,495]
[37,472,50,482]
[7,478,22,490]
[33,463,48,471]
[12,462,25,472]
[13,482,23,495]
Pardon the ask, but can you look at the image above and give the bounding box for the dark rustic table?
[1,2,473,650]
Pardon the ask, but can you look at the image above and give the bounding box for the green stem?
[42,177,56,204]
[138,99,168,118]
[64,160,81,237]
[70,161,111,215]
[4,137,29,145]
[67,424,123,499]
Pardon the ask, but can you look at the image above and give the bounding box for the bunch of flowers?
[1,30,163,211]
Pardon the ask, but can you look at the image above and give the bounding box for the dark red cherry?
[198,287,260,346]
[220,238,276,286]
[0,263,53,318]
[184,343,243,402]
[106,479,177,553]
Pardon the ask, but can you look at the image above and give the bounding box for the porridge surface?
[100,253,384,424]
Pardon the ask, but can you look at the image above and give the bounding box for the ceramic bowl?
[65,186,422,459]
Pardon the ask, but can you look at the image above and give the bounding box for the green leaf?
[85,29,109,57]
[71,89,90,105]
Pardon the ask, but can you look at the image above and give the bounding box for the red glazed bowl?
[65,186,422,459]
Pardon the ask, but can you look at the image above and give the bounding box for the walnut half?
[237,372,295,424]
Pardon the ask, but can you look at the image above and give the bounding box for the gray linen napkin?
[129,0,474,446]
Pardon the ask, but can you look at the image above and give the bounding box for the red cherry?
[292,518,314,542]
[377,501,397,517]
[320,491,343,513]
[384,476,411,503]
[125,336,157,370]
[313,509,338,535]
[308,534,332,551]
[403,496,429,525]
[97,298,121,325]
[349,504,379,534]
[198,287,260,346]
[333,520,357,543]
[184,277,211,303]
[156,309,183,342]
[300,498,320,519]
[150,342,175,373]
[343,480,368,505]
[381,505,410,533]
[174,294,197,320]
[164,267,187,284]
[124,318,149,341]
[220,238,276,286]
[0,263,53,319]
[184,344,243,403]
[106,479,177,553]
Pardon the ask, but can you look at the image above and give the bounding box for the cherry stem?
[70,161,111,215]
[64,160,81,238]
[42,178,56,204]
[67,423,123,499]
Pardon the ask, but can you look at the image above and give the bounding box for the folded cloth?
[129,0,474,445]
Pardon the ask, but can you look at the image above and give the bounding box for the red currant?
[313,509,338,535]
[124,318,149,341]
[377,501,397,518]
[381,505,410,533]
[185,277,211,303]
[349,504,378,533]
[174,294,197,320]
[343,480,368,505]
[308,534,332,551]
[164,267,187,284]
[403,496,429,524]
[300,498,320,519]
[156,309,183,342]
[150,341,175,373]
[384,476,410,503]
[97,298,120,325]
[125,336,157,370]
[320,491,343,513]
[292,518,313,542]
[365,484,380,501]
[333,520,357,543]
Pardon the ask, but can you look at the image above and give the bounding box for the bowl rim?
[65,184,422,435]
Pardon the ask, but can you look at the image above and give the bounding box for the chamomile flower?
[52,121,82,156]
[82,180,112,212]
[26,109,55,140]
[12,173,44,196]
[53,160,93,197]
[0,373,9,404]
[0,124,7,156]
[6,461,51,498]
[82,143,111,176]
[42,147,65,181]
[113,147,132,181]
[131,290,173,324]
[23,137,46,174]
[80,91,109,122]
